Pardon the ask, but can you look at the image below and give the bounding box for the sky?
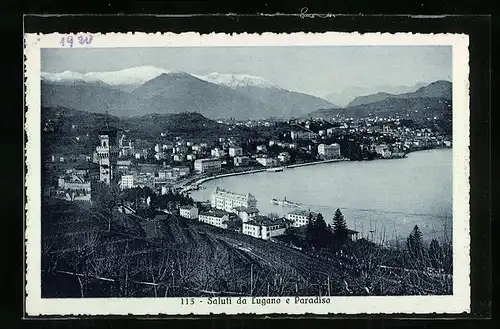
[41,46,452,97]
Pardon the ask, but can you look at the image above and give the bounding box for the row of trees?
[406,225,451,272]
[282,209,352,254]
[283,208,451,275]
[305,209,352,253]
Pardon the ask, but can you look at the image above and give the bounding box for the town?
[43,114,452,208]
[48,121,359,244]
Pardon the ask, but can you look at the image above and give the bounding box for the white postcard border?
[24,32,470,316]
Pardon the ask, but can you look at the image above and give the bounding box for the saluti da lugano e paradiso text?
[180,296,332,306]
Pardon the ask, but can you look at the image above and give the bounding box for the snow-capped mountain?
[41,66,170,87]
[41,67,336,119]
[198,72,280,89]
[42,67,281,90]
[41,70,100,84]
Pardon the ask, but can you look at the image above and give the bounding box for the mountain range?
[309,81,452,120]
[41,66,452,121]
[323,82,429,107]
[346,80,452,107]
[41,66,336,120]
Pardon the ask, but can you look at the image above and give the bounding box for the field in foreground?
[41,200,452,298]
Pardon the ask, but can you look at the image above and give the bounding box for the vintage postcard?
[24,32,470,316]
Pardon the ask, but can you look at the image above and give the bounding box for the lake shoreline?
[191,158,352,188]
[191,148,449,189]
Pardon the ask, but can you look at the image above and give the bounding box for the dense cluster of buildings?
[49,169,92,203]
[46,112,451,213]
[177,186,289,240]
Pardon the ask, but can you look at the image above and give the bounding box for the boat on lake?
[270,197,301,207]
[267,167,285,172]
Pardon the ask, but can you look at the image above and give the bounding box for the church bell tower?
[96,125,119,187]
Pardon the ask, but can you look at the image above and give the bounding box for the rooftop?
[180,205,197,211]
[246,215,285,227]
[195,158,221,163]
[213,187,256,201]
[233,206,259,214]
[287,209,319,217]
[199,208,230,218]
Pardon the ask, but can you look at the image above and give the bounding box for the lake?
[190,149,453,243]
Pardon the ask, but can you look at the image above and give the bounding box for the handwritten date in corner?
[60,34,93,48]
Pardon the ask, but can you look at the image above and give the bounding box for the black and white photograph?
[24,32,470,315]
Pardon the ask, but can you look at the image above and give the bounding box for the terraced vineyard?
[41,200,451,298]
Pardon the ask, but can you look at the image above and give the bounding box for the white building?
[179,206,199,219]
[256,145,267,152]
[228,146,243,157]
[243,216,286,240]
[158,169,175,180]
[119,135,134,157]
[291,130,317,141]
[381,149,392,158]
[194,158,222,174]
[256,157,278,167]
[277,152,291,163]
[58,175,91,192]
[117,160,132,171]
[186,153,196,161]
[211,187,257,213]
[120,174,135,190]
[173,154,185,162]
[317,143,341,159]
[234,156,250,167]
[198,209,229,229]
[162,144,174,151]
[326,127,337,135]
[211,148,226,158]
[233,206,259,223]
[374,144,392,158]
[285,209,319,227]
[174,166,190,177]
[154,152,167,161]
[57,174,92,203]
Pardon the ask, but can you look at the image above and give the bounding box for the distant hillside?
[309,97,452,121]
[347,80,452,107]
[347,92,395,107]
[311,80,452,120]
[41,107,256,149]
[41,80,141,117]
[324,82,428,108]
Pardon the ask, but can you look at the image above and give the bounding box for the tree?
[305,213,331,251]
[92,182,119,231]
[428,238,443,270]
[406,225,424,268]
[268,212,281,219]
[332,209,348,249]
